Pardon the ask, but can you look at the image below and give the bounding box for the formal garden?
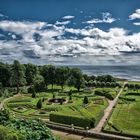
[1,61,140,139]
[103,83,140,136]
[5,86,112,129]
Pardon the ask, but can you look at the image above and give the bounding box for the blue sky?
[0,0,140,65]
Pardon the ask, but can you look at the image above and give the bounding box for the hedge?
[49,113,95,128]
[119,96,135,101]
[94,89,114,100]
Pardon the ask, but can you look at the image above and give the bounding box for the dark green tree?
[36,99,42,109]
[10,60,26,94]
[0,63,11,87]
[83,96,89,104]
[33,75,46,92]
[25,63,38,85]
[40,65,56,89]
[68,68,85,91]
[56,67,69,91]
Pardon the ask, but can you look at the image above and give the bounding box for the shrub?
[69,95,72,100]
[0,125,25,140]
[36,99,42,109]
[31,90,36,98]
[28,86,34,93]
[50,113,95,128]
[83,96,89,104]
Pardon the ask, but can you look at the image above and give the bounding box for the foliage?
[0,110,55,140]
[68,68,85,91]
[33,75,46,92]
[0,63,11,87]
[83,96,89,104]
[40,65,56,89]
[95,88,115,100]
[0,125,25,140]
[10,60,26,94]
[50,113,95,128]
[36,99,42,109]
[56,67,70,91]
[25,63,38,85]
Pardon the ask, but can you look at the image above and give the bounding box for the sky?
[0,0,140,65]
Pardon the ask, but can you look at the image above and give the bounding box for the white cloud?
[63,15,75,20]
[55,20,71,25]
[129,9,140,20]
[0,20,46,34]
[0,19,140,63]
[84,12,116,24]
[133,22,140,26]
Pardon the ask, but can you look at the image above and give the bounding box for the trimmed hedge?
[94,89,114,100]
[50,113,95,128]
[119,96,135,101]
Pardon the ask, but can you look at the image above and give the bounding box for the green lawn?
[104,93,140,135]
[5,85,109,128]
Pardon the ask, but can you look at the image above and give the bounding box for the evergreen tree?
[36,99,42,109]
[83,96,89,104]
[10,60,26,94]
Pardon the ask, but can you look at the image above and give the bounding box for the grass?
[104,91,140,135]
[5,85,109,128]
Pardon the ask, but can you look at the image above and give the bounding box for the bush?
[50,113,95,128]
[83,96,89,104]
[36,99,42,109]
[0,125,25,140]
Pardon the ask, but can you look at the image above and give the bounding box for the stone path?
[91,82,127,133]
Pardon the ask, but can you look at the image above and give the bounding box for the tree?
[25,63,38,85]
[56,67,69,91]
[36,99,42,109]
[68,68,85,91]
[69,95,72,100]
[83,96,89,104]
[30,87,36,98]
[0,63,11,87]
[33,75,46,92]
[10,60,26,94]
[40,65,56,89]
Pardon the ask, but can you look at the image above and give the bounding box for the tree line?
[0,60,117,94]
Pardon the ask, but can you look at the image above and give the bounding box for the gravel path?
[91,82,127,132]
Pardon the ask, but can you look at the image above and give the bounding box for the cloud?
[84,12,116,24]
[129,9,140,20]
[0,13,5,17]
[133,22,140,26]
[63,15,75,20]
[0,18,140,64]
[55,20,71,25]
[0,20,46,34]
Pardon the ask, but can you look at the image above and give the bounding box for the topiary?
[83,96,89,104]
[36,99,42,109]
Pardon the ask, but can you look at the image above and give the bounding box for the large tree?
[40,65,56,89]
[25,63,38,85]
[68,68,85,91]
[10,60,26,94]
[56,67,69,91]
[0,63,11,87]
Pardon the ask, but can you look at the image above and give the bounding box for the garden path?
[91,82,127,133]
